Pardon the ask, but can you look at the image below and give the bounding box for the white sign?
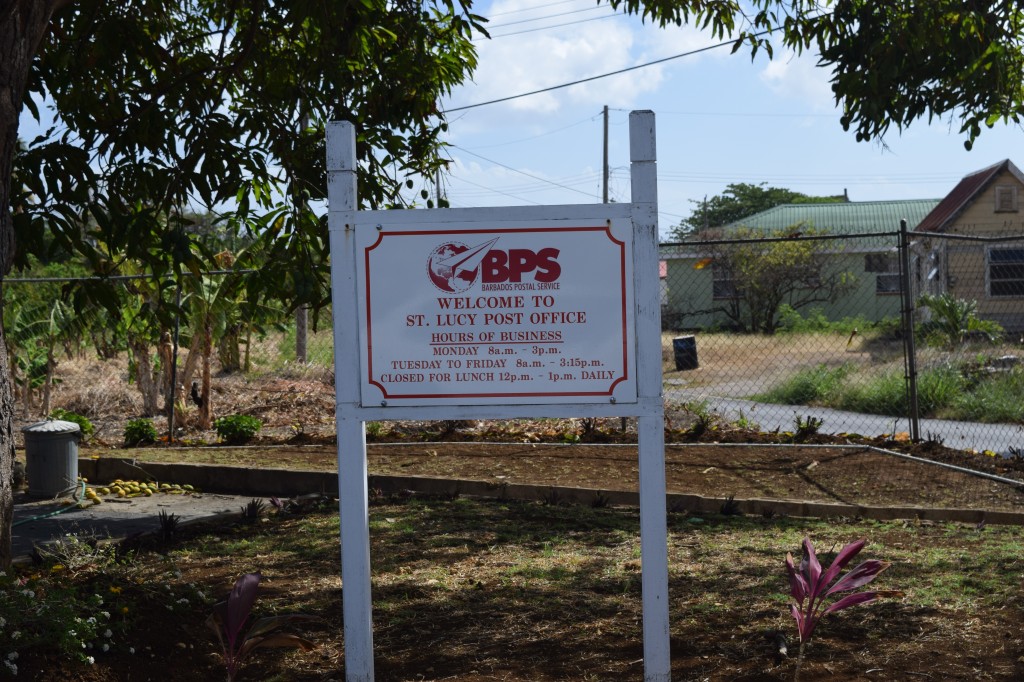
[355,220,636,406]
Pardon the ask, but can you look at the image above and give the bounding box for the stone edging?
[78,458,1024,526]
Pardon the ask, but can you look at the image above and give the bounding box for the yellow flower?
[50,564,66,573]
[121,606,129,615]
[109,586,123,595]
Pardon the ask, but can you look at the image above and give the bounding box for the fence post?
[898,219,921,441]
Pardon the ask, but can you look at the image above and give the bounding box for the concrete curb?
[79,457,1024,526]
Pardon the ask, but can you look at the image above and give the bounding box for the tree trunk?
[129,338,160,416]
[295,304,308,363]
[199,323,212,430]
[217,323,241,373]
[158,330,173,410]
[0,0,72,570]
[41,345,55,416]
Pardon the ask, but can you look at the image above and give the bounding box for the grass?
[756,359,1024,424]
[6,495,1024,680]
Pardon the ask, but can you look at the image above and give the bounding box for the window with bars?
[711,264,739,299]
[989,248,1024,297]
[865,253,900,294]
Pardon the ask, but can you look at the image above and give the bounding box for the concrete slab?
[11,488,258,562]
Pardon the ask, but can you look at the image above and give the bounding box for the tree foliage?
[670,183,844,240]
[699,226,856,333]
[0,0,487,568]
[609,1,1024,150]
[14,0,486,319]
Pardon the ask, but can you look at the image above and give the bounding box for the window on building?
[995,185,1019,213]
[989,248,1024,297]
[711,264,739,299]
[865,253,900,294]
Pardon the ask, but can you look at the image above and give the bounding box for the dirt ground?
[140,438,1024,515]
[12,366,1024,681]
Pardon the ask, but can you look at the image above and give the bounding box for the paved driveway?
[665,387,1024,456]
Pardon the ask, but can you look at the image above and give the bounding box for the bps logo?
[427,237,561,293]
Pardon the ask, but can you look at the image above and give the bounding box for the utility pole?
[602,105,609,204]
[604,106,627,433]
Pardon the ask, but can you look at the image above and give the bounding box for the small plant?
[719,495,741,516]
[241,498,266,521]
[157,510,180,541]
[123,418,158,446]
[207,573,318,682]
[793,415,823,439]
[590,491,611,508]
[213,414,263,444]
[682,400,719,438]
[579,417,599,439]
[365,421,387,439]
[49,408,95,438]
[785,537,892,681]
[35,532,118,575]
[917,293,1003,347]
[541,487,563,506]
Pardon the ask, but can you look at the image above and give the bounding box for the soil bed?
[117,438,1024,514]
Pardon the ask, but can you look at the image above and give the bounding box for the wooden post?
[327,121,374,682]
[629,110,671,682]
[327,113,669,681]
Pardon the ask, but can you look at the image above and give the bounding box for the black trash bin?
[672,335,698,371]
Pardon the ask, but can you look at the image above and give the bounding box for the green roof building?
[659,199,941,331]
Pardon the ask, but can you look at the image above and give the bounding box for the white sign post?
[329,111,669,681]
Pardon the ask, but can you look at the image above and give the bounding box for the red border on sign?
[363,225,630,400]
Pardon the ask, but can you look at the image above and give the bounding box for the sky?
[438,0,1024,239]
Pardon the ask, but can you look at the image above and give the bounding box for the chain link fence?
[660,226,1024,456]
[5,234,1024,516]
[2,270,337,443]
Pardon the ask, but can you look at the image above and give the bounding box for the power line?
[447,173,544,205]
[487,4,612,30]
[462,111,601,149]
[487,0,589,19]
[452,146,600,199]
[487,12,621,39]
[445,31,770,113]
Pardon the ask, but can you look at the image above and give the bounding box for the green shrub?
[49,408,94,437]
[755,364,851,405]
[123,418,158,446]
[952,368,1024,423]
[834,371,907,416]
[775,305,877,336]
[213,414,263,444]
[917,293,1003,347]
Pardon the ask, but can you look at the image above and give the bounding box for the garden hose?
[13,479,87,527]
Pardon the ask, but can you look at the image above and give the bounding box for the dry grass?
[13,497,1024,681]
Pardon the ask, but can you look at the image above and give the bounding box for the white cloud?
[758,51,836,112]
[449,0,730,120]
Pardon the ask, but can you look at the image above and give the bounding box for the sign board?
[329,112,670,682]
[355,220,636,406]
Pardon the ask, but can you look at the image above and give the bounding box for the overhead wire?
[445,29,773,113]
[486,4,613,30]
[487,12,622,39]
[464,110,602,149]
[486,0,589,19]
[453,146,600,199]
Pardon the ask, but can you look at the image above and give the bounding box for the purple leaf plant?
[785,537,892,679]
[206,572,318,682]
